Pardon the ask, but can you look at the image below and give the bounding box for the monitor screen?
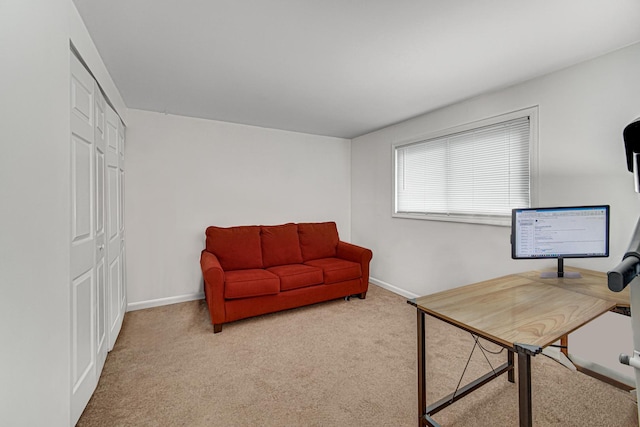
[511,205,610,260]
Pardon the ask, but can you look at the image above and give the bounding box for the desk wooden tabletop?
[413,267,627,349]
[515,267,630,308]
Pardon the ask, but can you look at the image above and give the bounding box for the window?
[393,107,537,226]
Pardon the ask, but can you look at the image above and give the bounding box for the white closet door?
[94,84,108,375]
[118,118,127,323]
[106,105,125,350]
[70,52,98,425]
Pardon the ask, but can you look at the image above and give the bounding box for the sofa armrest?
[337,241,372,264]
[336,241,373,292]
[200,250,226,325]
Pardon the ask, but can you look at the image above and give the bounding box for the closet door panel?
[70,134,93,269]
[94,86,108,375]
[108,256,121,331]
[70,53,97,425]
[119,121,126,314]
[106,106,125,350]
[71,270,95,394]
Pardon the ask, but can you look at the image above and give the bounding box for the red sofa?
[200,221,373,333]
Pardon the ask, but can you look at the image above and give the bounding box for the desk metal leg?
[416,308,513,427]
[417,310,426,427]
[508,351,514,383]
[517,352,532,427]
[560,335,568,357]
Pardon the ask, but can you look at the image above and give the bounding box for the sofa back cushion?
[205,225,263,270]
[261,223,303,268]
[298,222,339,261]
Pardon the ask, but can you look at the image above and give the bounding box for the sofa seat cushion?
[261,223,303,268]
[304,258,361,285]
[267,264,324,291]
[224,269,280,299]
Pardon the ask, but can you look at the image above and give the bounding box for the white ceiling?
[73,0,640,139]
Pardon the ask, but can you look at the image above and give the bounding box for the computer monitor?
[511,205,610,278]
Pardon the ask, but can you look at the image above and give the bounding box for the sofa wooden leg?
[358,292,367,299]
[213,324,223,334]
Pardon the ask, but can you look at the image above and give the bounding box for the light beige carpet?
[78,284,638,426]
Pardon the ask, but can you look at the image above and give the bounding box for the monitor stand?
[540,258,582,279]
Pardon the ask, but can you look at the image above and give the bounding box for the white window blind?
[395,115,531,222]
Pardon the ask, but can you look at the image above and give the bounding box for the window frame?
[392,107,539,227]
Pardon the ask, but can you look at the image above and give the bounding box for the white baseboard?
[127,292,205,312]
[369,276,420,300]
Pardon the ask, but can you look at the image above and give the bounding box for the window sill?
[392,212,511,227]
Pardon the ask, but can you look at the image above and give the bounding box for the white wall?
[125,110,352,309]
[0,1,126,425]
[0,1,70,425]
[352,42,640,378]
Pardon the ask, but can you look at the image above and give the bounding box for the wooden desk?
[408,267,630,427]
